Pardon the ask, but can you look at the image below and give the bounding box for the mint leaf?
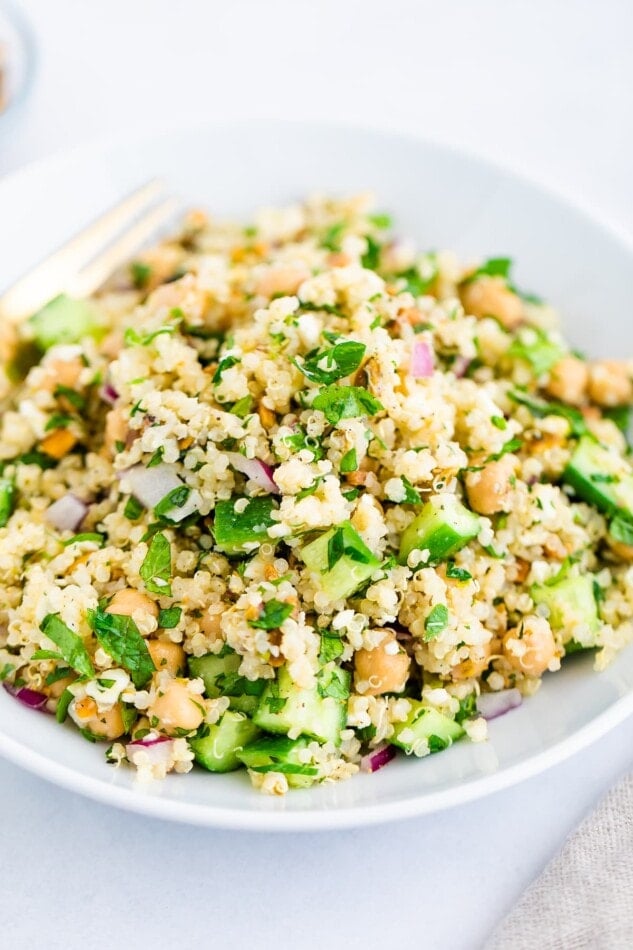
[249,599,293,630]
[154,485,190,519]
[312,385,383,425]
[401,476,422,504]
[294,340,366,385]
[40,614,94,678]
[319,630,345,664]
[124,496,144,521]
[424,604,449,641]
[340,448,357,474]
[62,532,105,547]
[213,355,240,384]
[610,514,633,547]
[463,257,512,284]
[446,562,472,581]
[158,606,182,629]
[88,607,156,688]
[140,532,172,595]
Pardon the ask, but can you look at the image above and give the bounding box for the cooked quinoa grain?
[1,195,632,794]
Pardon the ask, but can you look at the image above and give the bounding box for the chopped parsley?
[0,477,16,528]
[509,389,588,437]
[44,412,73,432]
[154,485,191,519]
[424,604,449,641]
[316,667,349,700]
[130,261,152,289]
[361,235,381,270]
[312,385,383,425]
[139,532,172,596]
[123,496,144,521]
[54,385,85,410]
[326,523,374,570]
[87,607,156,688]
[294,340,366,385]
[212,355,240,384]
[507,328,565,377]
[321,221,345,251]
[62,532,105,547]
[40,613,94,678]
[158,606,182,629]
[249,599,293,630]
[491,415,507,430]
[146,447,164,468]
[446,562,472,582]
[340,448,358,473]
[124,326,176,346]
[400,476,422,505]
[318,630,345,664]
[610,514,633,547]
[463,257,512,284]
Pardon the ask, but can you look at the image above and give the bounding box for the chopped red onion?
[225,452,279,494]
[453,356,472,378]
[119,464,201,522]
[360,743,397,773]
[99,381,119,405]
[45,494,88,532]
[3,682,49,712]
[126,735,174,766]
[411,341,434,378]
[477,688,522,721]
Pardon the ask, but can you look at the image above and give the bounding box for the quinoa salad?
[1,194,633,796]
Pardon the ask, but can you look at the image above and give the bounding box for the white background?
[1,2,633,948]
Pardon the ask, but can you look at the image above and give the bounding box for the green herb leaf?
[610,514,633,546]
[424,604,449,641]
[40,614,94,678]
[486,437,523,462]
[124,326,176,346]
[361,235,381,271]
[146,447,164,468]
[45,666,72,687]
[318,630,345,664]
[123,496,144,521]
[312,385,383,425]
[140,532,172,596]
[231,395,253,418]
[158,606,182,629]
[321,221,345,251]
[401,476,422,504]
[54,385,85,410]
[44,412,73,432]
[56,688,74,723]
[17,450,57,469]
[446,562,472,581]
[87,607,156,688]
[154,485,191,519]
[249,599,293,630]
[0,477,16,528]
[463,257,513,284]
[455,692,477,724]
[368,213,392,230]
[295,340,366,385]
[509,390,588,437]
[316,667,349,700]
[326,523,374,570]
[130,261,152,289]
[491,415,507,431]
[213,355,240,384]
[340,448,358,474]
[507,328,565,378]
[62,532,105,547]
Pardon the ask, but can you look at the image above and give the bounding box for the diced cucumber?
[390,701,464,755]
[190,710,260,772]
[563,435,633,516]
[29,294,100,350]
[399,495,480,564]
[531,574,600,646]
[236,735,320,788]
[188,647,266,715]
[299,523,381,601]
[253,664,350,746]
[0,477,16,528]
[212,495,277,555]
[506,327,565,378]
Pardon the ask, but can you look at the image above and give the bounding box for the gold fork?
[0,179,179,324]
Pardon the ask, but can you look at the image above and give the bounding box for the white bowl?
[1,121,632,830]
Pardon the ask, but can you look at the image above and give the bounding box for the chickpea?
[148,678,205,735]
[41,357,83,393]
[106,587,159,620]
[254,265,309,298]
[503,616,556,677]
[354,631,411,696]
[47,673,75,699]
[74,698,126,740]
[545,355,588,406]
[460,276,523,330]
[104,406,128,455]
[451,641,492,681]
[199,609,223,641]
[148,639,186,676]
[606,536,633,562]
[588,360,633,407]
[465,454,517,515]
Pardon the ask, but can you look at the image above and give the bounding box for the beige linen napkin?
[485,773,633,950]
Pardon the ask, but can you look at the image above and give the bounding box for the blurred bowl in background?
[0,1,36,121]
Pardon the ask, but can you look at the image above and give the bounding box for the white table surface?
[1,2,632,948]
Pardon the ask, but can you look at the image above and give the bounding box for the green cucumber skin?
[564,436,633,515]
[389,701,464,755]
[237,736,319,789]
[190,711,260,772]
[531,575,600,638]
[212,496,277,555]
[253,665,350,746]
[29,294,99,350]
[300,525,381,601]
[188,650,265,714]
[399,497,480,564]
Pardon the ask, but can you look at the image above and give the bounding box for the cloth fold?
[485,773,633,950]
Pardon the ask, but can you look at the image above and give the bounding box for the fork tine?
[67,197,180,299]
[0,179,166,321]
